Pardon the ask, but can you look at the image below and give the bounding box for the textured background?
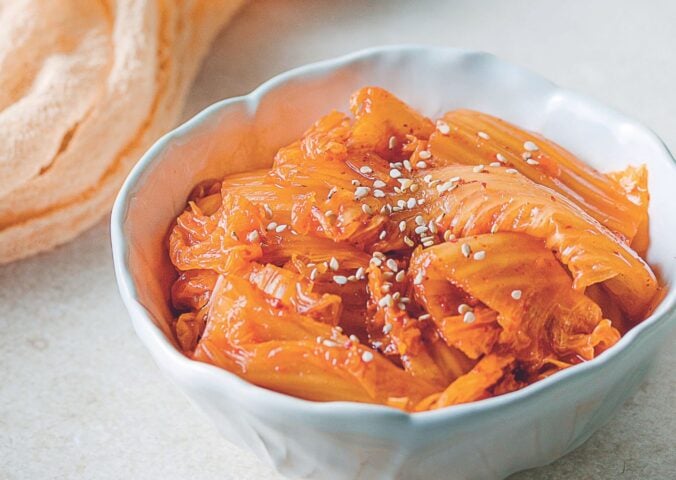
[1,1,675,478]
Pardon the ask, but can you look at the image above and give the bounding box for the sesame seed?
[461,243,471,258]
[329,257,339,271]
[381,204,392,215]
[423,174,433,183]
[511,289,522,300]
[419,150,432,160]
[463,311,476,324]
[391,162,403,168]
[490,224,499,234]
[478,131,490,140]
[348,275,357,282]
[326,187,338,200]
[362,204,373,215]
[458,304,472,314]
[351,179,361,186]
[395,270,406,282]
[436,121,450,135]
[394,187,402,194]
[524,141,539,152]
[437,181,456,193]
[422,240,434,247]
[373,189,385,198]
[360,166,373,174]
[355,267,365,280]
[354,186,370,200]
[428,179,440,188]
[392,206,403,212]
[379,230,387,240]
[386,259,399,272]
[349,334,360,343]
[373,179,387,188]
[323,339,338,347]
[392,291,401,301]
[416,161,428,169]
[410,183,419,192]
[399,178,413,190]
[414,225,428,235]
[526,159,540,166]
[263,204,273,218]
[450,176,461,183]
[473,250,486,261]
[443,230,455,242]
[379,295,393,307]
[428,221,438,234]
[496,153,507,163]
[333,275,348,285]
[388,136,397,149]
[505,168,519,174]
[521,152,532,160]
[246,230,260,242]
[489,162,502,167]
[275,224,288,233]
[403,160,412,172]
[407,198,417,209]
[472,164,485,173]
[361,351,374,363]
[381,283,391,293]
[389,168,402,179]
[399,220,407,232]
[403,236,415,247]
[397,200,406,208]
[418,198,425,205]
[398,302,406,310]
[310,268,318,280]
[415,215,425,226]
[266,222,278,231]
[413,271,424,285]
[325,210,334,217]
[383,323,393,334]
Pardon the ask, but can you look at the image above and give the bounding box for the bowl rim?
[111,44,676,426]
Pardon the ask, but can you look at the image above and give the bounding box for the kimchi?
[168,87,659,411]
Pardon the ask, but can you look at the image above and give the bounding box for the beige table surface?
[1,1,675,479]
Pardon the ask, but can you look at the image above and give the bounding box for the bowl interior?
[114,46,676,378]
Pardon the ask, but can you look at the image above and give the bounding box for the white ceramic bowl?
[111,46,676,480]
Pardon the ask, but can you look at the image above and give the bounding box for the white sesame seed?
[526,159,540,166]
[325,210,334,217]
[351,179,361,186]
[393,187,402,194]
[310,268,318,281]
[263,204,273,218]
[417,198,425,205]
[458,304,472,314]
[436,121,450,135]
[379,295,393,307]
[419,150,432,160]
[521,152,532,160]
[505,168,519,174]
[472,164,485,173]
[403,236,415,247]
[407,198,417,209]
[524,141,539,152]
[398,178,413,190]
[355,267,365,280]
[275,224,288,233]
[461,243,471,258]
[428,221,438,234]
[496,153,507,163]
[383,323,393,334]
[392,291,401,301]
[511,289,522,300]
[490,224,499,234]
[423,174,433,183]
[463,311,476,324]
[399,220,407,232]
[266,222,278,231]
[397,199,406,208]
[489,162,502,167]
[414,225,428,235]
[437,181,456,193]
[473,250,486,261]
[370,256,382,267]
[349,334,360,343]
[414,271,424,285]
[373,189,385,198]
[391,162,403,168]
[386,259,399,272]
[422,240,434,247]
[373,180,387,188]
[333,275,348,285]
[395,270,406,282]
[323,339,338,347]
[360,166,373,174]
[389,168,402,179]
[443,230,455,242]
[429,179,440,188]
[326,187,338,200]
[348,275,357,282]
[403,159,412,172]
[416,161,428,169]
[246,230,260,242]
[354,186,370,200]
[362,204,373,215]
[381,204,392,215]
[361,351,374,363]
[410,183,419,192]
[478,131,490,140]
[381,283,391,293]
[379,230,387,240]
[415,215,425,226]
[329,257,339,271]
[392,206,402,212]
[388,136,397,149]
